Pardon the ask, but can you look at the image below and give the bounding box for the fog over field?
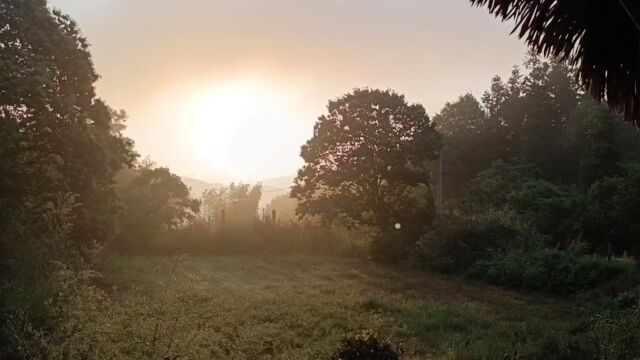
[2,1,640,359]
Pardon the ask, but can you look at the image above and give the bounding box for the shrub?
[5,256,215,359]
[583,165,640,258]
[329,331,402,360]
[415,210,529,273]
[471,244,632,294]
[508,180,584,245]
[370,230,414,263]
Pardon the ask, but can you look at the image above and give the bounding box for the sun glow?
[184,78,300,181]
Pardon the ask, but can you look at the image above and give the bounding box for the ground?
[100,255,581,359]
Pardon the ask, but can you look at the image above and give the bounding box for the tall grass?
[147,220,366,256]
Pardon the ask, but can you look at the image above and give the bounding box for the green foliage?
[471,244,631,294]
[464,160,541,209]
[0,0,137,248]
[329,331,402,360]
[0,193,78,356]
[583,165,640,258]
[292,88,440,244]
[4,256,219,359]
[508,180,583,244]
[437,54,640,261]
[577,268,640,312]
[434,94,492,198]
[416,210,529,273]
[117,166,200,251]
[464,161,584,245]
[66,255,584,359]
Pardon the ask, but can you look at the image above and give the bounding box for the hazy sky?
[50,0,527,183]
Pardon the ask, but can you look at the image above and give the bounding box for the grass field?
[99,255,582,359]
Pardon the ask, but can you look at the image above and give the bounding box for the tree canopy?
[292,88,440,236]
[470,0,640,126]
[117,166,200,250]
[0,0,137,250]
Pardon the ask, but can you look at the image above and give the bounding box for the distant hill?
[261,175,295,189]
[180,177,223,199]
[260,174,295,207]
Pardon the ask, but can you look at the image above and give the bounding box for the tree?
[565,97,640,186]
[0,0,136,250]
[470,0,640,125]
[292,88,440,241]
[0,2,137,353]
[508,179,583,245]
[516,58,579,181]
[117,166,200,251]
[434,94,491,198]
[464,160,540,209]
[202,183,262,225]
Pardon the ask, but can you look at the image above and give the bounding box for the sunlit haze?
[49,0,526,182]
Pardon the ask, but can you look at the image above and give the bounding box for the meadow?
[97,255,582,359]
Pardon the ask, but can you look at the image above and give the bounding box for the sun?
[184,78,294,181]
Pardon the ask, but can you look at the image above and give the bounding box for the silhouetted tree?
[292,88,440,242]
[470,0,640,125]
[0,0,137,250]
[118,166,200,251]
[434,94,489,198]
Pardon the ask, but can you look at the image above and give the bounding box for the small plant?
[329,331,402,360]
[471,243,631,294]
[585,307,640,360]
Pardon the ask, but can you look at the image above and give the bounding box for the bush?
[0,194,86,357]
[370,230,415,263]
[329,331,402,360]
[415,210,529,273]
[498,308,640,360]
[471,244,632,294]
[5,256,217,359]
[508,180,584,245]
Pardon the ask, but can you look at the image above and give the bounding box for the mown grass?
[99,255,582,359]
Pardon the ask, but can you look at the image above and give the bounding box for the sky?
[49,0,527,183]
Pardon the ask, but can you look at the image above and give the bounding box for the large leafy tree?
[118,167,200,251]
[0,0,136,249]
[292,88,440,237]
[1,1,137,352]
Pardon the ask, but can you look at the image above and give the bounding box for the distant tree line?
[202,183,262,225]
